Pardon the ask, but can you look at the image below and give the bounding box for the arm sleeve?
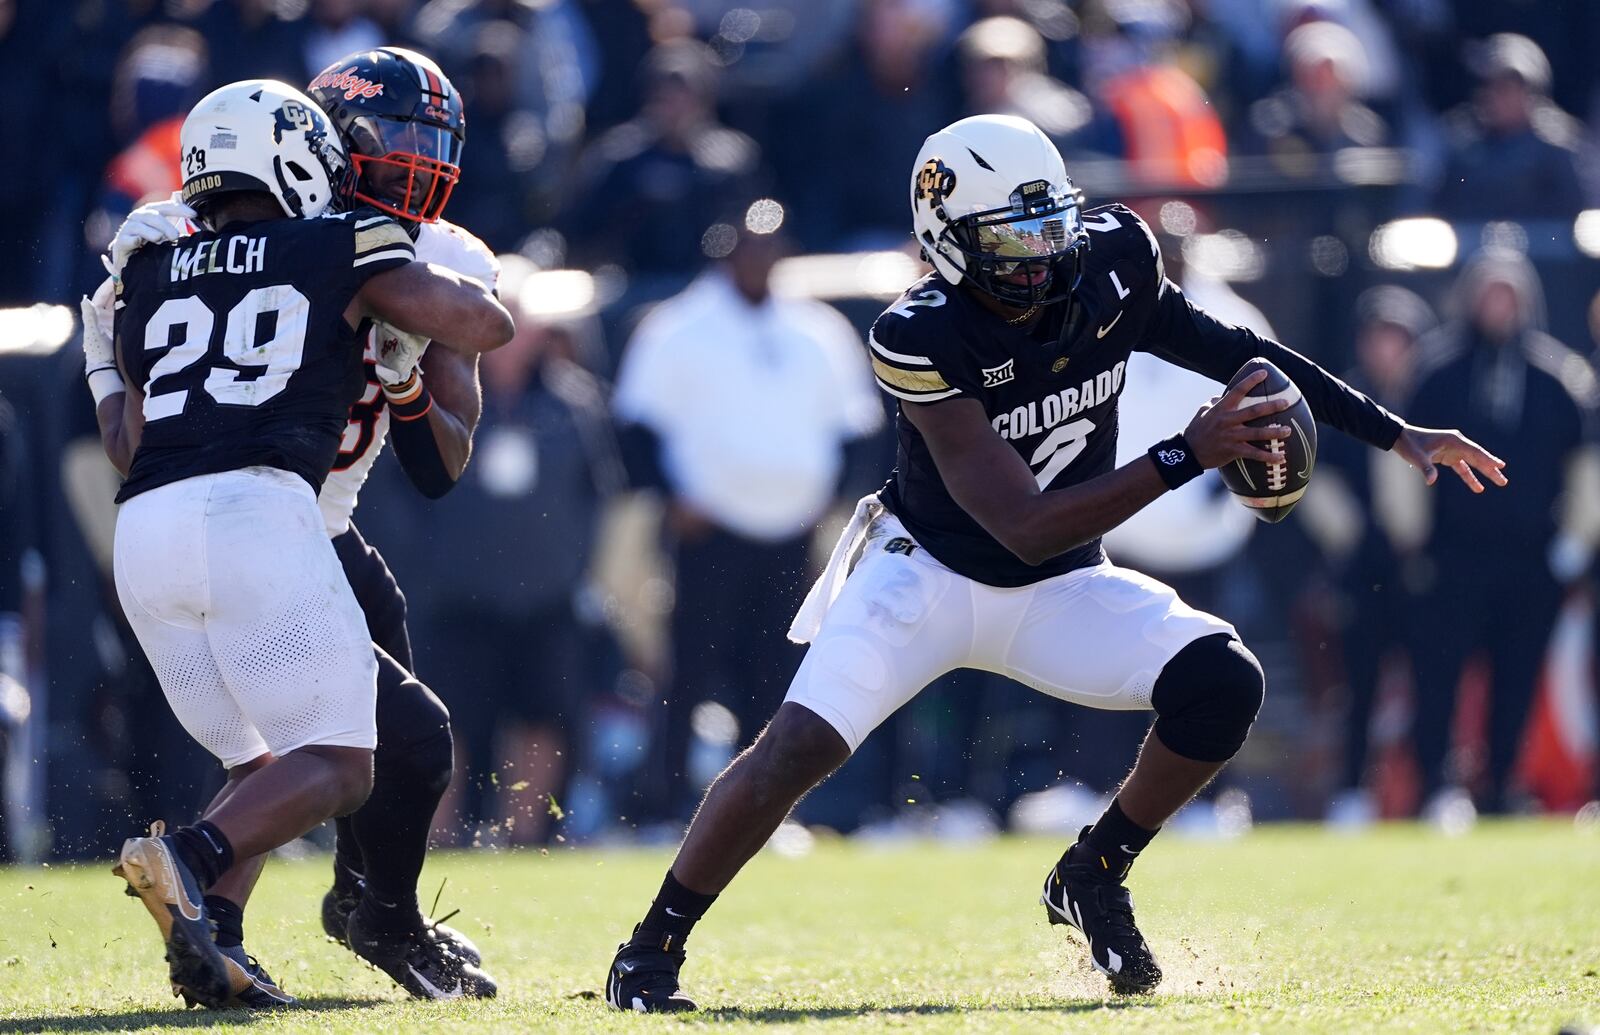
[1141,278,1404,449]
[386,412,458,499]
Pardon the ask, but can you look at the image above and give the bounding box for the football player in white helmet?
[83,55,502,1005]
[602,114,1506,1009]
[87,78,512,1009]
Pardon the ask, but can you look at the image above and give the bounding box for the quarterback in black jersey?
[88,80,511,1008]
[604,114,1506,1011]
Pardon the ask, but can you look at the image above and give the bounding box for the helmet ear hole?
[286,161,313,182]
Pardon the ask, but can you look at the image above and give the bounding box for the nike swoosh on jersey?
[1096,312,1123,338]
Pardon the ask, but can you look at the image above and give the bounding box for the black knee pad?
[374,651,455,796]
[1150,633,1265,763]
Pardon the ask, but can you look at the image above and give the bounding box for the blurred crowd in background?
[2,0,1600,862]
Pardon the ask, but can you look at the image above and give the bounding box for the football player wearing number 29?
[82,80,512,1009]
[86,50,506,1006]
[606,115,1506,1010]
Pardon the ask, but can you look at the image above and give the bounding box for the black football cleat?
[321,883,361,948]
[424,912,484,968]
[112,823,232,1008]
[1041,835,1163,995]
[326,880,485,968]
[175,944,297,1009]
[346,906,498,1001]
[605,925,697,1013]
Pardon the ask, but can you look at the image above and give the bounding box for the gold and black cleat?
[174,944,297,1010]
[112,822,235,1008]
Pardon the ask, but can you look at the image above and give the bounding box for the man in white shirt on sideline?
[613,199,884,819]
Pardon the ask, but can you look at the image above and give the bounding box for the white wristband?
[87,367,126,406]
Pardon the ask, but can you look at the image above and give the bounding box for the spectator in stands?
[419,259,624,841]
[1,0,84,302]
[575,0,658,135]
[1079,0,1227,187]
[1313,286,1435,826]
[612,201,883,818]
[971,0,1080,84]
[198,0,310,88]
[446,21,550,250]
[769,0,959,251]
[83,26,207,282]
[1247,20,1387,163]
[1405,249,1597,817]
[957,17,1102,157]
[367,0,423,51]
[1432,34,1585,223]
[565,40,761,277]
[414,0,596,222]
[302,0,383,81]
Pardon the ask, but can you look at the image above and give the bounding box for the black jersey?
[870,203,1404,587]
[114,210,415,503]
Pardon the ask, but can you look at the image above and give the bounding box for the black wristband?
[1147,434,1204,490]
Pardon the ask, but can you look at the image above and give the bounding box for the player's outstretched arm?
[1145,285,1508,493]
[1144,279,1405,450]
[905,371,1289,565]
[1389,424,1508,493]
[357,261,514,353]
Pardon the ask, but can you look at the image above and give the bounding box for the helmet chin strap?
[1054,251,1086,351]
[271,156,304,218]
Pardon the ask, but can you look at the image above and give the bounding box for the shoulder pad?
[1080,204,1161,266]
[1080,203,1164,295]
[868,276,973,402]
[419,220,500,292]
[347,209,415,268]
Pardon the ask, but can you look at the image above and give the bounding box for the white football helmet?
[910,114,1088,307]
[179,79,353,223]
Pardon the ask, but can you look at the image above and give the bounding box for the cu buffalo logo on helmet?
[273,99,318,141]
[915,159,956,206]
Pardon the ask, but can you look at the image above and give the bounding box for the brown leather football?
[1216,358,1317,523]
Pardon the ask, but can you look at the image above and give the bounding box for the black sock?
[353,887,422,936]
[169,821,235,890]
[332,818,366,899]
[1067,799,1158,881]
[206,895,245,948]
[347,677,452,919]
[640,871,718,944]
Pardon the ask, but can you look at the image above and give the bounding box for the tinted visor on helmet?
[946,189,1088,307]
[347,115,462,222]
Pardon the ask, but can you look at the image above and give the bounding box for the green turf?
[0,820,1596,1033]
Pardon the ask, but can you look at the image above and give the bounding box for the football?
[1216,357,1317,523]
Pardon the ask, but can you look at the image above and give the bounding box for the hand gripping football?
[1217,358,1317,523]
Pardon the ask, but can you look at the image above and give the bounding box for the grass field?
[0,820,1596,1034]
